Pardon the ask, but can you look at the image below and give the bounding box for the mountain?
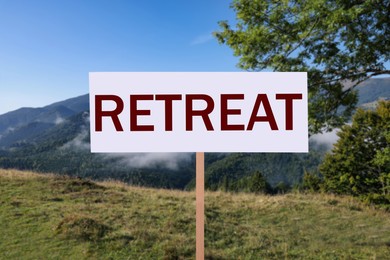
[0,94,89,147]
[0,78,388,190]
[0,108,194,189]
[356,77,390,106]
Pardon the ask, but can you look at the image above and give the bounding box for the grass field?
[1,169,389,259]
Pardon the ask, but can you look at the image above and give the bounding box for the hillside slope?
[1,169,389,259]
[0,112,194,190]
[0,94,88,139]
[0,169,195,259]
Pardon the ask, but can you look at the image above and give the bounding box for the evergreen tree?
[320,101,390,204]
[302,170,322,192]
[249,170,270,194]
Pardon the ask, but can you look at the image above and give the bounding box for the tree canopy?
[320,101,390,205]
[214,0,389,134]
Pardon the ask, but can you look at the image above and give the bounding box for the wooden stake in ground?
[196,152,204,260]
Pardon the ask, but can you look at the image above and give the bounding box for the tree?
[249,170,271,194]
[372,123,390,196]
[320,101,390,203]
[214,0,389,134]
[302,170,322,192]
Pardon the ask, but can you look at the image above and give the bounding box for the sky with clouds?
[0,0,240,114]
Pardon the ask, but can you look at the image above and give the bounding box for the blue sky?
[0,0,239,114]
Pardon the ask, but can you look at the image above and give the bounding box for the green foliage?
[215,0,389,133]
[199,150,326,192]
[220,170,272,194]
[274,181,291,194]
[320,101,390,205]
[302,170,323,192]
[249,170,271,193]
[373,130,390,198]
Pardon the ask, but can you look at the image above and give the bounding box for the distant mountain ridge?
[356,77,390,106]
[0,94,88,147]
[0,94,88,132]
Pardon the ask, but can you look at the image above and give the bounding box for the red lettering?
[186,94,214,131]
[130,95,154,131]
[95,92,301,133]
[247,94,278,130]
[95,95,124,132]
[221,94,245,131]
[276,93,302,130]
[155,94,182,131]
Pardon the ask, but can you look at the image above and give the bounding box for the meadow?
[1,169,389,259]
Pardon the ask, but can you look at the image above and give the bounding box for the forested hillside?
[0,112,194,189]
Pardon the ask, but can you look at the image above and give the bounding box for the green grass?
[205,192,390,259]
[1,169,389,259]
[0,169,195,259]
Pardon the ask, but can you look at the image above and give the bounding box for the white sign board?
[89,72,308,152]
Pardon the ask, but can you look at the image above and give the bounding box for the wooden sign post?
[196,152,205,260]
[89,72,308,260]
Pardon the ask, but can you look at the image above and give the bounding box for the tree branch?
[309,69,390,89]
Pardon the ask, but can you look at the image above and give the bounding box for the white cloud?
[54,116,66,125]
[61,127,90,151]
[191,33,213,45]
[102,153,192,170]
[310,128,340,149]
[59,112,191,170]
[60,112,90,150]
